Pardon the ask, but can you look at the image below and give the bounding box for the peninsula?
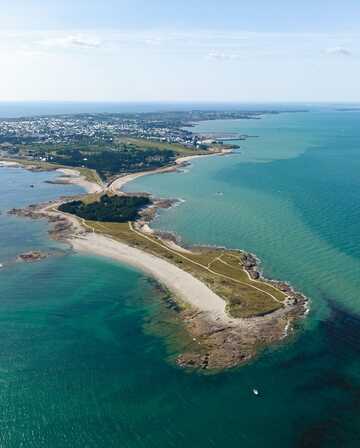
[1,109,308,371]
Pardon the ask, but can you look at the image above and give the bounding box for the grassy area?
[5,151,284,318]
[83,220,287,318]
[116,137,207,156]
[11,141,178,181]
[77,167,103,185]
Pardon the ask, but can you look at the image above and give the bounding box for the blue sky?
[1,0,360,102]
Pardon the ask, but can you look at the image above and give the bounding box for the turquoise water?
[128,111,360,314]
[126,109,360,445]
[1,108,360,446]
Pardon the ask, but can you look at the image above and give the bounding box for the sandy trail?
[71,232,231,323]
[7,151,238,324]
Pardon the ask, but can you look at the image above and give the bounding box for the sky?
[1,0,360,103]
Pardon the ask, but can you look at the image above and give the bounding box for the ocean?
[1,106,360,446]
[0,101,332,118]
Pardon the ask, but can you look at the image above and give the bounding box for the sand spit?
[69,230,306,371]
[5,149,308,371]
[56,168,103,194]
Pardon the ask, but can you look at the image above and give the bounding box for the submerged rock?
[17,251,48,263]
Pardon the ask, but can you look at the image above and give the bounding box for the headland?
[4,152,308,372]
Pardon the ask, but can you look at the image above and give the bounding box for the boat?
[253,389,259,396]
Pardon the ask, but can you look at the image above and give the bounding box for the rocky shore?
[176,302,305,371]
[131,188,309,371]
[8,201,84,242]
[157,249,308,371]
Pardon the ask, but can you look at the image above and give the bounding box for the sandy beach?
[71,232,230,322]
[0,161,20,167]
[3,152,302,333]
[0,161,103,194]
[5,149,306,370]
[109,164,178,194]
[18,196,301,370]
[62,151,242,323]
[108,152,228,194]
[56,168,103,194]
[2,154,232,321]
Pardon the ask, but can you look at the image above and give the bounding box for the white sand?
[0,161,102,194]
[108,165,176,194]
[52,152,236,323]
[71,232,230,322]
[162,240,194,255]
[56,168,103,194]
[1,155,230,322]
[0,161,20,167]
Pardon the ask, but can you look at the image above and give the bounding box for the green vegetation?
[59,195,150,223]
[15,141,181,180]
[77,167,103,185]
[116,137,206,156]
[78,219,287,318]
[49,146,175,180]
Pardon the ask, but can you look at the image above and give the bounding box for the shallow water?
[1,108,360,446]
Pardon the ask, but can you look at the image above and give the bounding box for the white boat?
[253,389,259,396]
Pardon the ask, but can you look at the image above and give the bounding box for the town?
[0,109,271,151]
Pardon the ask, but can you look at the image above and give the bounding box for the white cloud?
[39,34,102,50]
[325,46,352,56]
[143,37,163,46]
[207,51,242,61]
[1,30,359,57]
